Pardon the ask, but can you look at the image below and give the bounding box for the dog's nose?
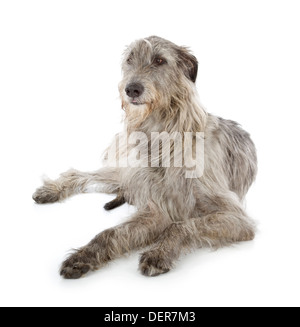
[125,83,144,98]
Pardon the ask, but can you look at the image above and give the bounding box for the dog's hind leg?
[60,209,171,279]
[104,192,126,211]
[32,167,120,204]
[139,203,255,277]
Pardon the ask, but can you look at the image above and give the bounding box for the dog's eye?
[154,58,167,65]
[127,53,134,64]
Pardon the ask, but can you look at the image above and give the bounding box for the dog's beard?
[123,101,152,129]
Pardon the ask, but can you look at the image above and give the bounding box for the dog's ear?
[176,47,198,83]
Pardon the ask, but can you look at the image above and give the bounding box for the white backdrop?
[0,0,299,307]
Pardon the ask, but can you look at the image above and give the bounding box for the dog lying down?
[33,36,257,279]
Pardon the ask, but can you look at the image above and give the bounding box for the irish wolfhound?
[33,36,257,279]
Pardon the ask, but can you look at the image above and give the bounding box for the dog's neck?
[125,97,207,135]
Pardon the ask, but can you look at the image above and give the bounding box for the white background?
[0,0,299,307]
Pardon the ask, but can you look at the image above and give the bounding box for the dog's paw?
[104,196,126,211]
[60,262,91,280]
[32,186,60,204]
[139,250,173,277]
[60,251,92,279]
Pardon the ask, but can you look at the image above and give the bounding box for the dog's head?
[119,36,199,125]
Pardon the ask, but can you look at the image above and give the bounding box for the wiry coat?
[33,36,257,279]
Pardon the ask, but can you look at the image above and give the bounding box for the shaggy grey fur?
[33,36,257,279]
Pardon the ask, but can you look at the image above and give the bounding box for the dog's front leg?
[60,209,171,279]
[32,167,120,203]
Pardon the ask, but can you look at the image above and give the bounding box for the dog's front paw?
[139,250,173,277]
[32,185,60,204]
[60,262,91,280]
[60,251,92,279]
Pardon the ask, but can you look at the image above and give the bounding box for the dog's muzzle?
[125,83,145,105]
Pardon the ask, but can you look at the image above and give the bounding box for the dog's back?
[203,115,257,200]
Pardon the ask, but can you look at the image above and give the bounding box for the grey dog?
[33,36,257,279]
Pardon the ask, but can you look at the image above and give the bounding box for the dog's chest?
[120,167,164,201]
[120,167,195,220]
